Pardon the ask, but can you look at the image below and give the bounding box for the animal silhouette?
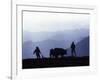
[50,48,67,58]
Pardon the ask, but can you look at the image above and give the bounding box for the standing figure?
[33,46,41,59]
[71,42,76,57]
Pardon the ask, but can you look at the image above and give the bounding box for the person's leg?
[38,54,40,59]
[74,49,76,57]
[36,54,38,59]
[71,49,73,57]
[39,54,40,58]
[36,53,40,59]
[50,53,51,58]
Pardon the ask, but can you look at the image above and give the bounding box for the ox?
[50,48,67,58]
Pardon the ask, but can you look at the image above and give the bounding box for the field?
[22,56,89,69]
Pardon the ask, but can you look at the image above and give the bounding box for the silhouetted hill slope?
[67,36,89,57]
[23,29,89,43]
[76,37,89,56]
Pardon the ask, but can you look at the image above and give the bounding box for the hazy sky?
[23,11,90,32]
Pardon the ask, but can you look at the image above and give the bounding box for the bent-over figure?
[33,46,41,59]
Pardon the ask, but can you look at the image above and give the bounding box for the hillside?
[22,36,89,59]
[22,57,89,69]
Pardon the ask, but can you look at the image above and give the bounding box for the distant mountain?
[23,31,55,42]
[22,36,89,59]
[23,29,89,43]
[76,36,89,57]
[51,29,89,42]
[22,41,34,59]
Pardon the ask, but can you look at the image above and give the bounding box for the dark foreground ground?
[22,56,89,69]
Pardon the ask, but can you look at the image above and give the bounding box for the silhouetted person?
[71,42,76,57]
[33,47,41,59]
